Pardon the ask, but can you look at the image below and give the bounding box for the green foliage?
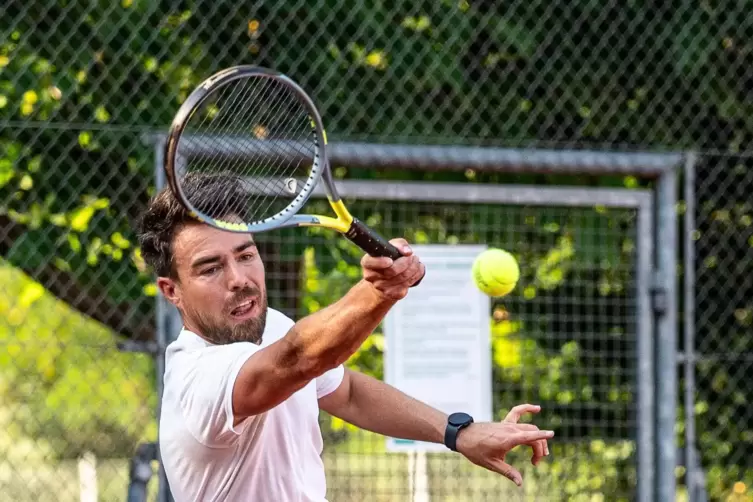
[0,260,156,459]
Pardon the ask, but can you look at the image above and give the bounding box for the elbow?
[302,340,353,376]
[278,335,339,381]
[300,349,342,380]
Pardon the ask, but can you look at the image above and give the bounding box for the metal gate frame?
[138,135,690,502]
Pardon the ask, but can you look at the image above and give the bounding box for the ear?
[157,276,182,308]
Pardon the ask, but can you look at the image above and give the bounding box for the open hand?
[361,238,425,300]
[456,404,554,487]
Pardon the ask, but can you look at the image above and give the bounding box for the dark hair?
[137,172,249,278]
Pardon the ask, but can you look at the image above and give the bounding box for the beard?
[184,286,269,345]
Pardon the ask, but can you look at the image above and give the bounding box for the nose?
[225,262,249,291]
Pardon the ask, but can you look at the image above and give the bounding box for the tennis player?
[137,175,554,501]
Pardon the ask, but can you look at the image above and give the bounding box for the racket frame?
[163,65,404,260]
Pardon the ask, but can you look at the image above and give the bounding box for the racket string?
[178,75,320,224]
[244,105,317,219]
[237,86,314,220]
[204,79,282,218]
[238,82,311,196]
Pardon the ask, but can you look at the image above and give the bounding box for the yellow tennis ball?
[472,248,520,297]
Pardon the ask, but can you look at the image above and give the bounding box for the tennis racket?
[163,65,421,279]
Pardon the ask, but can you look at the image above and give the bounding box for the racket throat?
[328,198,353,225]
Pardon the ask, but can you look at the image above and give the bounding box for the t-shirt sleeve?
[177,342,261,448]
[316,364,345,399]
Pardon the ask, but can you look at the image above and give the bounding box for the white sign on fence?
[384,244,493,453]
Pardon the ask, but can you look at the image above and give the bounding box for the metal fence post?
[682,153,707,502]
[154,136,178,502]
[637,197,655,502]
[655,164,680,502]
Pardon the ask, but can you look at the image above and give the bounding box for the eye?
[239,253,255,262]
[201,266,220,276]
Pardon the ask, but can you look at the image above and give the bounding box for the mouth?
[229,298,259,320]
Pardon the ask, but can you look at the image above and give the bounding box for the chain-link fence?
[688,153,753,499]
[2,1,753,501]
[246,191,646,502]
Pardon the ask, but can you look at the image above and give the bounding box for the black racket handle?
[345,219,424,287]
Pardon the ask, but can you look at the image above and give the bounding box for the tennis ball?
[471,248,520,297]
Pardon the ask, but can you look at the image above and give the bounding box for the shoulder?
[164,330,258,384]
[260,307,296,345]
[164,307,295,369]
[265,307,295,328]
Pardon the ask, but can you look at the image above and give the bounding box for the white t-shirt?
[158,307,345,502]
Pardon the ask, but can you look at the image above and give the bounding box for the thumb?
[488,459,523,487]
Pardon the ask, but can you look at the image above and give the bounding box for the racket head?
[163,65,330,233]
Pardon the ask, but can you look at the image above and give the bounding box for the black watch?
[444,412,474,451]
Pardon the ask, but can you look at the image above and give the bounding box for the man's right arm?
[231,243,424,421]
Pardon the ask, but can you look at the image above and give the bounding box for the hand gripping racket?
[163,65,422,283]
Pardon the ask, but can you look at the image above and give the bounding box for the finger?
[363,255,416,281]
[512,423,538,431]
[511,424,548,463]
[374,255,420,282]
[390,259,424,287]
[367,257,424,298]
[489,459,523,487]
[408,262,426,286]
[362,254,413,276]
[514,429,555,445]
[502,423,545,465]
[542,438,549,457]
[504,404,541,423]
[388,238,412,256]
[531,438,545,465]
[360,255,394,271]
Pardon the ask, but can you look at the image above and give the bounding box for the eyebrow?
[190,240,256,269]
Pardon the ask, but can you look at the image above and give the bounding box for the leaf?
[0,159,14,188]
[18,174,33,190]
[535,235,575,290]
[68,206,95,232]
[18,282,45,308]
[485,16,540,59]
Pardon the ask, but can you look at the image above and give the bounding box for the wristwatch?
[444,412,474,451]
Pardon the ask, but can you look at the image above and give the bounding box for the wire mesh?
[689,154,753,497]
[1,0,751,501]
[251,197,643,502]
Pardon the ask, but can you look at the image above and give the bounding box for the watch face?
[449,412,473,426]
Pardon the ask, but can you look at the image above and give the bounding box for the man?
[137,175,554,501]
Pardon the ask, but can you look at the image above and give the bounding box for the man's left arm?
[319,368,448,445]
[319,369,552,485]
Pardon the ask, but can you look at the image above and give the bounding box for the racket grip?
[345,219,424,287]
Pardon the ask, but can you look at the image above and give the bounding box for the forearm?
[284,280,396,376]
[334,371,448,444]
